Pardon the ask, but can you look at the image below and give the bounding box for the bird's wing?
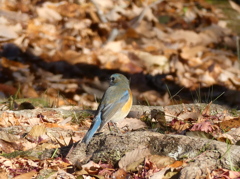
[99,87,129,125]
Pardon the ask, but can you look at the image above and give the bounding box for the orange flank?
[121,89,133,114]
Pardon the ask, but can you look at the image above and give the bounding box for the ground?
[0,0,240,178]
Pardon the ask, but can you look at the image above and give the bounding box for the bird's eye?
[110,77,115,81]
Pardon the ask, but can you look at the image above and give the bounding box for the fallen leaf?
[190,120,220,134]
[28,124,47,138]
[177,112,201,121]
[0,131,19,143]
[148,155,175,168]
[170,30,201,46]
[149,167,169,179]
[220,117,240,131]
[229,0,240,13]
[170,119,190,132]
[217,133,236,144]
[133,51,169,74]
[112,169,127,179]
[210,168,240,179]
[168,160,184,168]
[117,117,147,131]
[81,161,101,175]
[218,127,240,144]
[180,45,206,61]
[201,101,212,116]
[199,72,216,86]
[119,146,151,171]
[36,2,62,22]
[0,24,19,40]
[13,170,37,179]
[0,171,8,179]
[1,57,29,71]
[104,41,125,52]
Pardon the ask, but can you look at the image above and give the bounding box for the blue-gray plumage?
[81,73,132,144]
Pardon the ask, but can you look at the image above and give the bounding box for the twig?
[129,0,164,28]
[90,0,108,23]
[103,28,119,46]
[236,36,240,61]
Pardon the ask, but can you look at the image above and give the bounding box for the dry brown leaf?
[36,2,62,22]
[199,72,216,86]
[0,24,19,41]
[65,18,92,30]
[21,140,37,151]
[54,136,73,146]
[183,7,197,23]
[168,160,184,168]
[229,0,240,13]
[170,30,201,46]
[104,41,125,52]
[171,119,190,132]
[0,140,16,153]
[201,101,212,116]
[125,28,140,38]
[1,57,29,71]
[149,167,169,179]
[118,146,151,171]
[0,171,8,179]
[133,51,169,74]
[13,170,37,179]
[117,117,147,131]
[62,50,96,65]
[105,7,122,21]
[148,155,175,168]
[210,168,240,179]
[0,131,19,143]
[199,25,226,45]
[0,156,13,168]
[94,0,114,9]
[0,112,20,127]
[127,3,143,18]
[180,46,206,61]
[81,161,101,175]
[220,118,240,132]
[45,122,78,131]
[217,133,237,144]
[36,140,58,150]
[112,168,127,179]
[224,127,240,143]
[177,112,201,121]
[28,124,47,138]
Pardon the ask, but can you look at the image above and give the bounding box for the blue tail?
[81,114,102,144]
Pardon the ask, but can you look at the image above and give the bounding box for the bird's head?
[109,73,130,86]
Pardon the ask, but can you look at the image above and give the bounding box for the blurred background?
[1,0,240,109]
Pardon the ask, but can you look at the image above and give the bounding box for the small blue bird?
[81,73,133,144]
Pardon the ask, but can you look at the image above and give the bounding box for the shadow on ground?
[1,43,240,109]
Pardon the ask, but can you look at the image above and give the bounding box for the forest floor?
[0,0,240,178]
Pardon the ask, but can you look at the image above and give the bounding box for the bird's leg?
[113,122,121,133]
[108,122,121,133]
[107,122,112,131]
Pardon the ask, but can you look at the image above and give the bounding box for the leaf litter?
[0,0,240,178]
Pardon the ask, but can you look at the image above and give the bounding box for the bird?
[81,73,133,145]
